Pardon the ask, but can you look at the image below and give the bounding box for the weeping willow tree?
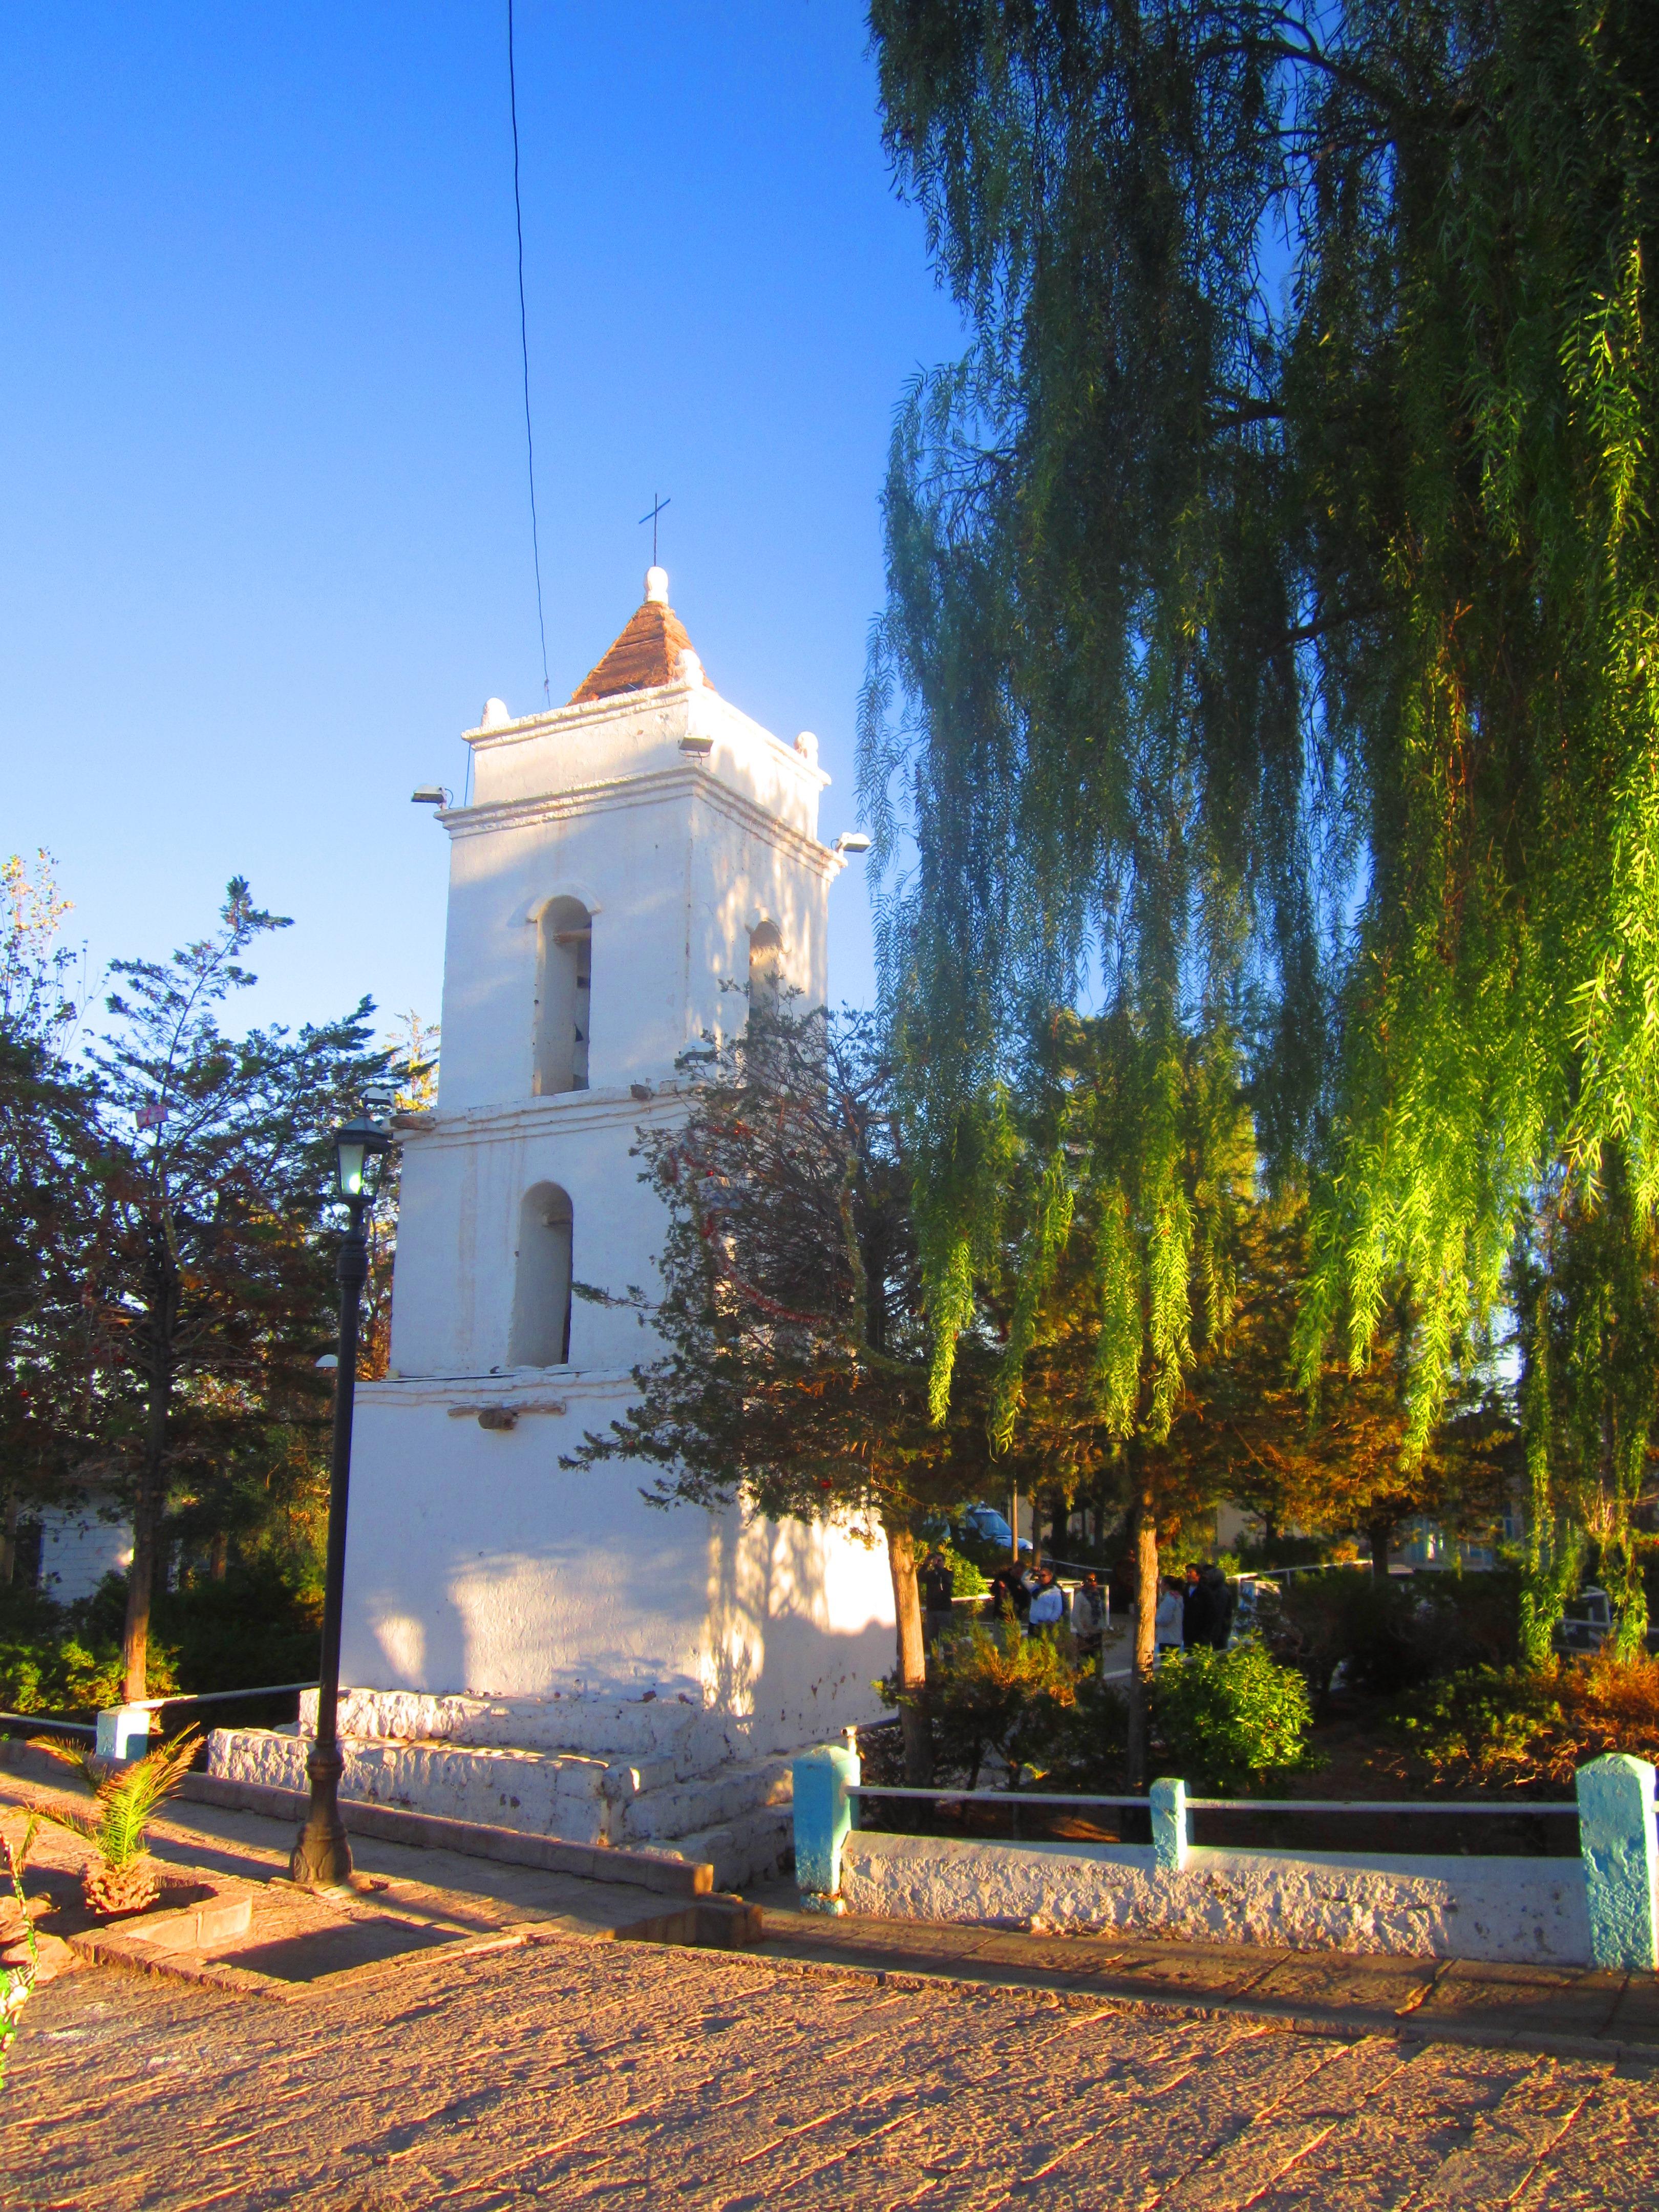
[1513,1159,1659,1662]
[980,1010,1255,1777]
[863,4,1659,1592]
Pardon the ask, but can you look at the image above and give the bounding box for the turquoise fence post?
[793,1742,860,1913]
[1151,1776,1189,1873]
[1577,1754,1658,1971]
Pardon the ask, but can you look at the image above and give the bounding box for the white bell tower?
[385,568,838,1380]
[336,572,895,1809]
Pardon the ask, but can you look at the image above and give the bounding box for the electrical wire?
[508,0,551,704]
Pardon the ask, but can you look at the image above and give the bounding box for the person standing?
[1198,1561,1236,1650]
[1071,1571,1106,1666]
[1028,1568,1065,1638]
[1156,1576,1187,1661]
[920,1549,955,1651]
[1182,1562,1210,1650]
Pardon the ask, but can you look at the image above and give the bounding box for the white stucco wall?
[339,1371,896,1756]
[36,1502,132,1605]
[838,1831,1592,1965]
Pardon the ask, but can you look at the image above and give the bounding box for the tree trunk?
[1364,1515,1395,1581]
[122,1242,177,1704]
[209,1528,229,1583]
[1126,1488,1159,1790]
[883,1516,932,1785]
[0,1484,16,1587]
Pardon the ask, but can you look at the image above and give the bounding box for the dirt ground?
[10,1922,1659,2209]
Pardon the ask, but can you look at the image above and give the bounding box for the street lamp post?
[290,1103,393,1889]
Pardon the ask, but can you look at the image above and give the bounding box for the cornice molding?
[459,680,831,792]
[396,1083,690,1152]
[441,765,842,878]
[361,1366,640,1411]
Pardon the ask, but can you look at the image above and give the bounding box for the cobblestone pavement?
[10,1933,1659,2210]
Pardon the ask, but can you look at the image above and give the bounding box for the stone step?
[207,1729,795,1864]
[648,1806,796,1893]
[297,1688,744,1775]
[615,1759,792,1844]
[210,1730,618,1844]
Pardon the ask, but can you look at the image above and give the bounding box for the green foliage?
[0,1580,177,1717]
[1152,1642,1320,1795]
[1395,1652,1659,1793]
[1041,1671,1133,1794]
[1265,1568,1520,1710]
[863,0,1659,1464]
[1512,1167,1659,1661]
[0,1563,318,1720]
[892,1608,1082,1789]
[936,1540,988,1599]
[565,1004,997,1544]
[83,877,389,1695]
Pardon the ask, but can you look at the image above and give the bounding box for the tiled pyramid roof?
[569,581,714,704]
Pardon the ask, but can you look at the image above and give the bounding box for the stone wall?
[837,1831,1592,1966]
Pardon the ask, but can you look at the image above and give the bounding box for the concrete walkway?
[9,1763,1655,2060]
[752,1888,1659,2065]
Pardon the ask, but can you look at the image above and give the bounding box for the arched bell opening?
[508,1181,574,1367]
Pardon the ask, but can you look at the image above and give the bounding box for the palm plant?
[35,1730,201,1917]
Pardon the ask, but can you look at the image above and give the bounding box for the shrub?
[1394,1652,1659,1792]
[891,1609,1079,1788]
[1267,1567,1519,1708]
[0,1558,320,1720]
[943,1542,989,1601]
[1041,1671,1131,1792]
[1153,1642,1321,1795]
[0,1579,178,1718]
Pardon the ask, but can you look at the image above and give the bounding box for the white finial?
[645,566,669,604]
[676,646,704,687]
[481,697,511,730]
[794,731,819,765]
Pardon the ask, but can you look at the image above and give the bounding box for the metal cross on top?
[638,492,671,566]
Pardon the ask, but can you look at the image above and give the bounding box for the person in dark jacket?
[920,1550,955,1650]
[989,1564,1030,1629]
[1199,1562,1236,1649]
[1181,1562,1210,1649]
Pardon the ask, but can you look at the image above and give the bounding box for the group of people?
[918,1551,1111,1667]
[917,1546,1237,1672]
[1153,1560,1237,1660]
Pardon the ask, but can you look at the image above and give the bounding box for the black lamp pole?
[291,1108,391,1889]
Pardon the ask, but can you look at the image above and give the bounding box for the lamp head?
[333,1104,393,1204]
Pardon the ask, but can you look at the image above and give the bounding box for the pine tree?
[0,853,98,1584]
[79,881,387,1700]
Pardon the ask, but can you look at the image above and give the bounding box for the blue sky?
[2,3,960,1047]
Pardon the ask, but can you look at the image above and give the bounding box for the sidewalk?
[0,1761,740,2002]
[751,1882,1659,2066]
